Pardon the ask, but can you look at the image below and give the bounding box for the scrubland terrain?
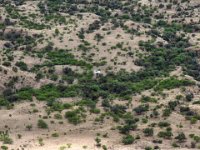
[1,0,200,149]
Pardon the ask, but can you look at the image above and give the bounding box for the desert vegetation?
[0,0,200,149]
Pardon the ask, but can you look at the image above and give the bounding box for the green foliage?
[15,61,28,71]
[190,134,200,143]
[95,137,101,147]
[155,77,194,91]
[143,128,154,136]
[131,79,159,93]
[2,61,11,67]
[46,50,92,69]
[16,87,34,100]
[38,137,44,146]
[0,132,13,144]
[158,122,170,128]
[44,14,66,24]
[33,84,77,101]
[90,108,100,114]
[51,102,72,111]
[122,135,134,145]
[20,19,49,30]
[26,124,32,131]
[158,130,173,139]
[54,113,63,120]
[133,104,149,115]
[140,96,157,103]
[5,5,20,19]
[65,109,83,125]
[11,84,80,102]
[118,124,137,135]
[175,132,186,143]
[168,101,179,110]
[0,97,9,107]
[1,145,8,150]
[52,132,59,137]
[0,23,5,29]
[37,119,48,129]
[185,93,194,101]
[1,2,200,149]
[162,108,171,117]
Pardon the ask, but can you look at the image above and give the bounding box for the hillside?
[0,0,200,149]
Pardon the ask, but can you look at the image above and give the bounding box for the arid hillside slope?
[1,0,200,150]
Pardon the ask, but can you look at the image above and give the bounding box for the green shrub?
[1,145,8,150]
[158,122,170,128]
[0,132,13,144]
[133,104,149,115]
[175,132,186,143]
[90,108,100,114]
[17,87,33,100]
[54,113,63,120]
[15,61,28,71]
[158,131,173,139]
[52,132,59,137]
[140,96,157,103]
[2,61,11,67]
[143,128,154,136]
[46,50,92,69]
[95,137,101,147]
[122,135,134,145]
[37,119,48,129]
[65,110,82,125]
[0,97,9,107]
[155,78,194,91]
[162,108,171,117]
